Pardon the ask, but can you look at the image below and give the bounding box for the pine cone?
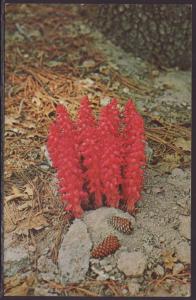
[109,216,132,234]
[91,235,120,258]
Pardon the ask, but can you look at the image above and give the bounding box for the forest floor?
[4,4,191,297]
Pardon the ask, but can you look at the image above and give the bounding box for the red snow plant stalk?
[47,97,145,217]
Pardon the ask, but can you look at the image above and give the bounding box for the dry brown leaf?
[5,275,22,289]
[5,185,29,203]
[17,201,33,210]
[12,185,21,195]
[32,91,44,107]
[17,214,49,232]
[23,121,36,129]
[5,116,19,126]
[174,137,191,152]
[48,281,64,290]
[5,127,25,134]
[23,184,34,197]
[4,221,16,233]
[5,193,26,203]
[162,250,177,270]
[157,153,181,173]
[5,281,29,296]
[5,273,35,296]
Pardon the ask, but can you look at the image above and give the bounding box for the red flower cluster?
[47,97,145,217]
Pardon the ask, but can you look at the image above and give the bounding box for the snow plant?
[47,97,145,218]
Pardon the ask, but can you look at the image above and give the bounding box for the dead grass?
[4,3,191,296]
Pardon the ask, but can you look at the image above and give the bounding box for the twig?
[148,272,191,288]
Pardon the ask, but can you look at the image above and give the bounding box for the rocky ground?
[5,167,191,296]
[4,4,191,297]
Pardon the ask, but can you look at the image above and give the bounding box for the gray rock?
[154,264,165,277]
[175,241,191,264]
[104,265,113,272]
[171,168,185,178]
[90,258,99,264]
[58,219,92,283]
[100,259,109,267]
[91,265,103,276]
[179,215,191,240]
[4,234,14,248]
[37,256,58,274]
[123,87,130,94]
[41,272,56,282]
[122,288,128,295]
[97,273,109,280]
[147,262,152,269]
[117,251,147,276]
[4,244,29,276]
[82,59,96,68]
[100,97,111,106]
[173,263,184,275]
[127,279,140,295]
[83,207,135,245]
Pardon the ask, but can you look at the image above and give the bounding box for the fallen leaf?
[157,153,181,173]
[47,60,63,67]
[16,214,49,233]
[5,116,19,126]
[23,184,34,197]
[4,221,16,233]
[5,273,35,296]
[17,201,33,210]
[162,249,177,270]
[29,29,41,38]
[5,127,25,134]
[174,137,191,152]
[5,281,29,296]
[12,185,21,195]
[48,281,64,290]
[23,121,36,129]
[5,193,26,203]
[32,95,42,107]
[5,275,22,290]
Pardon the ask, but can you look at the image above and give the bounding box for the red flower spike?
[47,97,145,218]
[98,99,122,208]
[47,105,87,218]
[122,100,146,212]
[76,97,102,208]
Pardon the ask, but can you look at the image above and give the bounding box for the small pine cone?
[109,216,132,234]
[91,235,120,258]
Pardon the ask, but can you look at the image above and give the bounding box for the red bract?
[47,104,87,218]
[122,100,146,212]
[77,96,102,208]
[98,99,122,208]
[47,98,145,218]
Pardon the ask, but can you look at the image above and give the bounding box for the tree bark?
[79,4,192,70]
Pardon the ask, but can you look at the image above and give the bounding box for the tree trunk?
[79,4,192,70]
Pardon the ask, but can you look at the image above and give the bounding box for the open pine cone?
[91,235,120,258]
[109,216,132,234]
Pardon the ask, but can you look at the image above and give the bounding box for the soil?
[4,4,191,297]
